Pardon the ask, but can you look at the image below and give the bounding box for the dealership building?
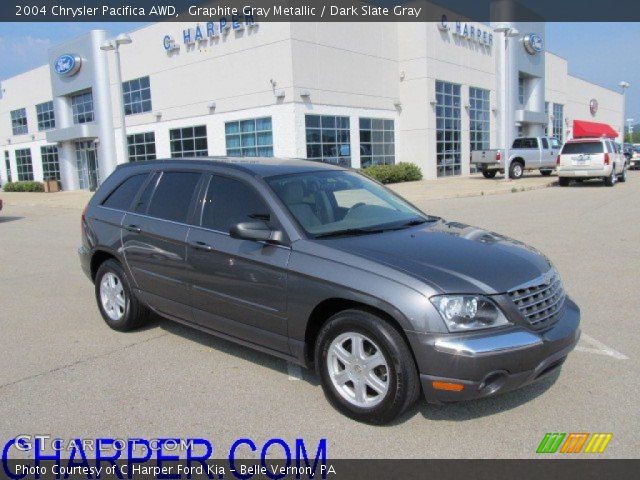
[0,19,625,190]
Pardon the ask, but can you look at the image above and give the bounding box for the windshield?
[267,170,430,237]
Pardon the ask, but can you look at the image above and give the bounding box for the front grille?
[508,269,566,330]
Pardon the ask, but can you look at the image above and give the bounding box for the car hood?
[314,220,552,294]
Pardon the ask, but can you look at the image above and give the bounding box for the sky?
[0,22,638,120]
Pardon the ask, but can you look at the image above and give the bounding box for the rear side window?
[561,142,604,155]
[102,173,148,211]
[147,172,201,223]
[512,138,538,149]
[201,176,270,232]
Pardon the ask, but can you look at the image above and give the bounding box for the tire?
[540,169,553,176]
[482,170,497,179]
[618,167,627,183]
[315,309,420,424]
[95,259,150,331]
[604,167,617,187]
[508,161,524,179]
[558,177,570,187]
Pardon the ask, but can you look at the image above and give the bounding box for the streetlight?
[493,24,520,181]
[619,81,630,145]
[101,33,133,165]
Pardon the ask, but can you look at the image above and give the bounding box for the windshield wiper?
[314,227,385,239]
[384,216,441,231]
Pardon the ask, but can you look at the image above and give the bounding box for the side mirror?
[229,221,285,245]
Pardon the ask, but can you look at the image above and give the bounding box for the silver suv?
[557,138,628,186]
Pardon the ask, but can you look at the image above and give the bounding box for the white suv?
[557,138,628,187]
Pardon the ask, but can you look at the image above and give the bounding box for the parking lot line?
[575,333,629,360]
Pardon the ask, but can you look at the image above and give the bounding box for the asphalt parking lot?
[0,172,638,458]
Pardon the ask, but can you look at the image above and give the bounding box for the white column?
[90,30,118,185]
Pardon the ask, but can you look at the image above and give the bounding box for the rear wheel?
[482,170,497,179]
[558,177,570,187]
[604,167,617,187]
[315,309,419,424]
[95,259,150,331]
[509,161,524,179]
[618,167,627,183]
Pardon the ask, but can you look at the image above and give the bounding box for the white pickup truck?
[471,136,561,179]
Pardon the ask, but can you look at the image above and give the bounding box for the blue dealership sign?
[523,33,544,55]
[54,54,82,77]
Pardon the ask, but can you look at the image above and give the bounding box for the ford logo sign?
[590,98,598,116]
[54,54,82,77]
[523,33,543,55]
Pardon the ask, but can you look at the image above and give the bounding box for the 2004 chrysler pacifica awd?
[79,158,580,424]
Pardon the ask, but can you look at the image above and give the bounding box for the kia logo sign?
[523,33,543,55]
[590,99,598,116]
[54,54,82,77]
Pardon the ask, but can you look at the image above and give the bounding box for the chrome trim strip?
[434,331,543,357]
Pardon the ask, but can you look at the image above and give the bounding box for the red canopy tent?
[572,120,618,139]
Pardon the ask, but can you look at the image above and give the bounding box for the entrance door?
[75,140,99,191]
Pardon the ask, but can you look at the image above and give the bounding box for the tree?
[624,124,640,144]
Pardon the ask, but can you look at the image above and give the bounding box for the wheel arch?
[303,297,416,368]
[90,249,119,281]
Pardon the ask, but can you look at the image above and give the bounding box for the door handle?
[124,224,142,233]
[190,241,213,252]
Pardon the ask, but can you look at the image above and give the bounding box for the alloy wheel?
[100,272,126,321]
[327,332,390,408]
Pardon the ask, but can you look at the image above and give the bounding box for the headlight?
[430,295,511,332]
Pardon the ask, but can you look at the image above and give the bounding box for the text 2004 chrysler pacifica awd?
[79,158,580,424]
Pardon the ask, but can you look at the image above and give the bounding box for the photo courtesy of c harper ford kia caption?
[79,158,580,424]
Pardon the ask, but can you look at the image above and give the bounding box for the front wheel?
[482,170,497,179]
[509,161,524,179]
[315,309,419,424]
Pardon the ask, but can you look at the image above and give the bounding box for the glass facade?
[40,145,60,181]
[518,76,525,105]
[225,117,273,157]
[469,87,490,174]
[553,103,564,142]
[170,125,208,157]
[75,141,99,190]
[36,101,55,131]
[11,108,28,135]
[15,148,33,181]
[4,151,12,183]
[127,132,156,162]
[435,81,462,177]
[359,118,395,168]
[123,76,152,115]
[305,115,351,167]
[72,92,94,124]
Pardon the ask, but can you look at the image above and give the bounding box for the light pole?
[619,81,630,145]
[493,24,520,181]
[101,33,133,165]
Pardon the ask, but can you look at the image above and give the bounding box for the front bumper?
[407,297,581,403]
